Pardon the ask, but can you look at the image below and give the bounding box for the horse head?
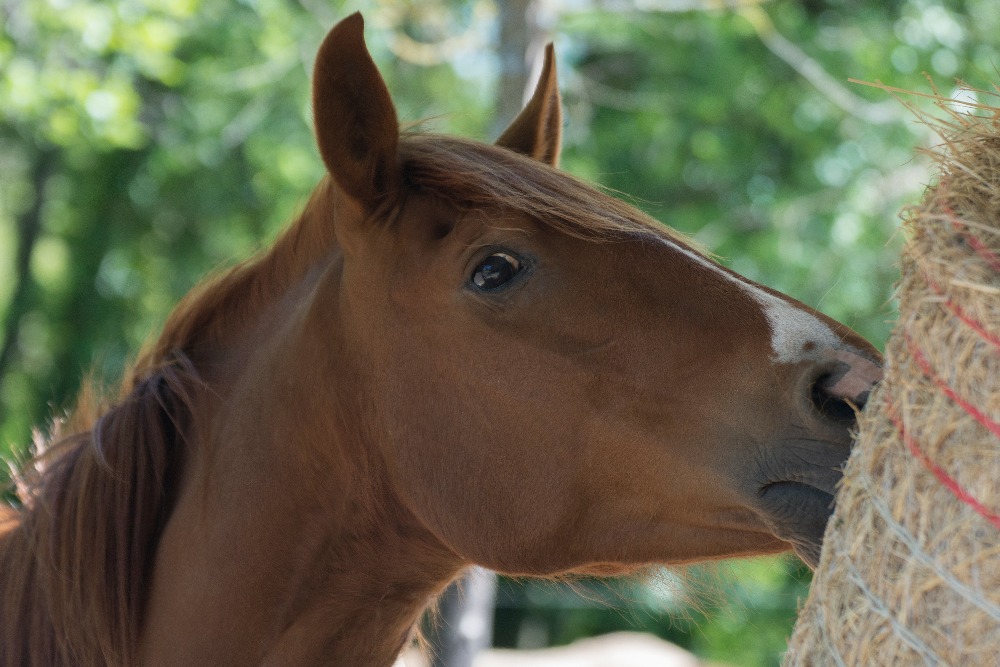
[310,13,882,574]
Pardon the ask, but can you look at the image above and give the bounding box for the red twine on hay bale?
[905,333,1000,439]
[887,395,1000,532]
[932,285,1000,350]
[934,202,1000,350]
[898,199,1000,531]
[942,202,1000,273]
[785,84,1000,666]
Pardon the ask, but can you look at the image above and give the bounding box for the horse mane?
[0,355,202,666]
[0,131,700,665]
[0,182,339,666]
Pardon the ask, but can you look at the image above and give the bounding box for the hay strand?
[783,84,1000,666]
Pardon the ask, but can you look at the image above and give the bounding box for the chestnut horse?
[0,13,882,667]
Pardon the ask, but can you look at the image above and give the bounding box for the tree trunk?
[0,148,57,384]
[428,567,499,667]
[490,0,548,139]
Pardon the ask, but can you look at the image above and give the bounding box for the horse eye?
[472,253,522,290]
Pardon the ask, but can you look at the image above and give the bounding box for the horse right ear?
[312,13,401,211]
[495,44,562,167]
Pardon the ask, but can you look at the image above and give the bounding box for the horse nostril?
[806,348,882,424]
[811,374,863,424]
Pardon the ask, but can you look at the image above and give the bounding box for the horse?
[0,12,883,667]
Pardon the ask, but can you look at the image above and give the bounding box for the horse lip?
[758,477,838,499]
[791,537,824,570]
[758,480,836,504]
[756,480,837,569]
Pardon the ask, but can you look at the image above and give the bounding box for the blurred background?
[2,0,998,664]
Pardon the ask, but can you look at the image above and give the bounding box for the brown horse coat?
[0,13,881,666]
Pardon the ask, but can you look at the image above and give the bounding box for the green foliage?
[493,557,813,665]
[2,0,998,663]
[0,0,500,448]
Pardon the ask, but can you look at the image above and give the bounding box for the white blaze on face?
[748,290,842,363]
[662,238,842,364]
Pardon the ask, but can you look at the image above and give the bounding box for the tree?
[3,1,998,664]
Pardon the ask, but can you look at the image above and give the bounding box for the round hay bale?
[784,89,1000,665]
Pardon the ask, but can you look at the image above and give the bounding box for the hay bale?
[784,88,1000,665]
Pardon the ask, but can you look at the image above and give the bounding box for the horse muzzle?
[756,344,883,568]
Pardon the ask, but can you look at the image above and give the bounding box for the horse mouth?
[757,481,836,569]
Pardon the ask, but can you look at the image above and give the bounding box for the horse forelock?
[398,133,708,253]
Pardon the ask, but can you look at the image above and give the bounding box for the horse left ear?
[312,13,400,211]
[495,44,563,167]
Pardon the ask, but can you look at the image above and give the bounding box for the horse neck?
[1,181,460,667]
[137,197,463,665]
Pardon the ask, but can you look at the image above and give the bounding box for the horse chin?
[791,541,823,570]
[755,481,836,570]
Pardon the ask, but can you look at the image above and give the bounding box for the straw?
[784,83,1000,666]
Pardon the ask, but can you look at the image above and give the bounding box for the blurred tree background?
[2,0,998,664]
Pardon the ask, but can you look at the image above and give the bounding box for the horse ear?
[495,44,563,167]
[312,13,400,210]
